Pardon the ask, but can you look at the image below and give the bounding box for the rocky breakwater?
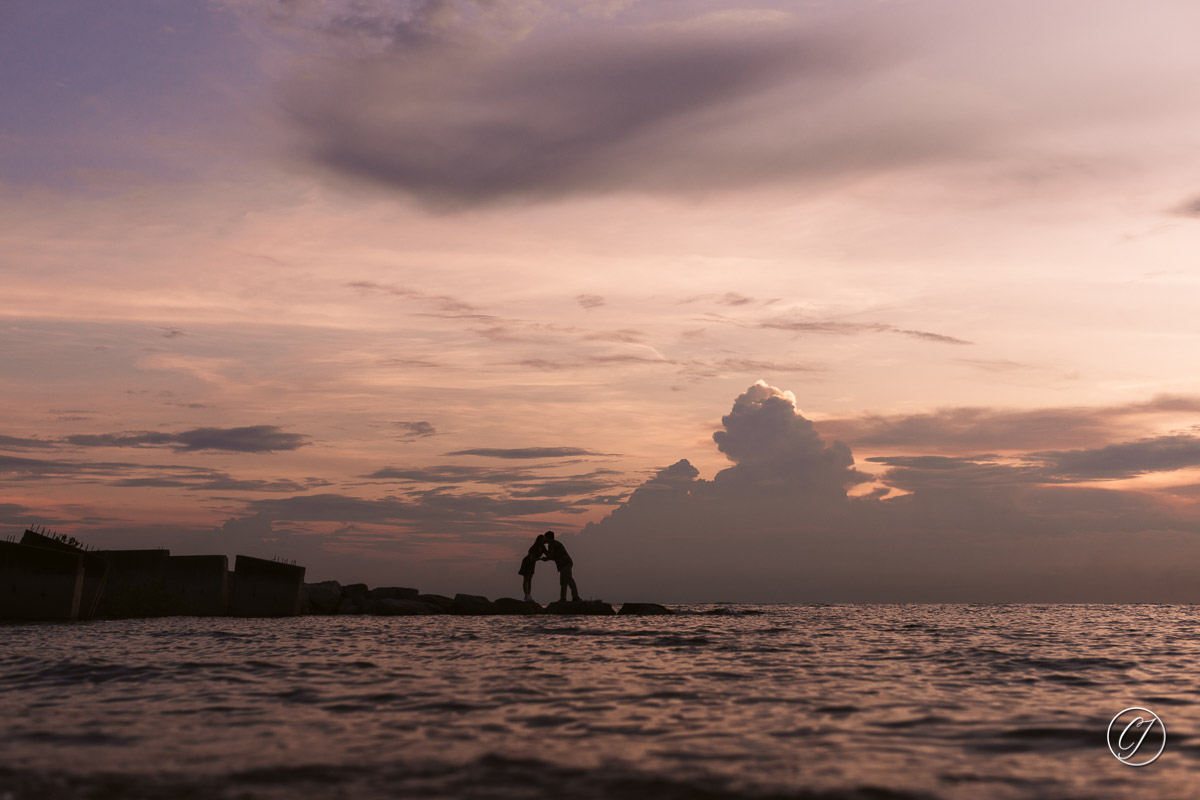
[302,582,649,616]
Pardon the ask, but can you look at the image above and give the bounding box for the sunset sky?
[4,0,1200,601]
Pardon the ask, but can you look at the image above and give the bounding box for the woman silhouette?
[518,533,549,602]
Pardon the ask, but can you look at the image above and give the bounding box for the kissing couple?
[518,530,580,603]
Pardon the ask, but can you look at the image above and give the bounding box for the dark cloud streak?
[820,395,1200,452]
[65,425,309,453]
[275,6,902,206]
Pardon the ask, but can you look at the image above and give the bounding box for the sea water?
[2,605,1198,799]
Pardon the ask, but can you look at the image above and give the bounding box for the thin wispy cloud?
[759,317,971,345]
[347,280,480,313]
[446,447,605,459]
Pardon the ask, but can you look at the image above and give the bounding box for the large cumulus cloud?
[571,382,1200,602]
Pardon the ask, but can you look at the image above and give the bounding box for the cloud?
[379,358,446,369]
[263,2,918,206]
[953,358,1038,374]
[862,436,1200,488]
[683,292,778,307]
[111,473,326,493]
[1034,435,1200,480]
[64,425,309,453]
[0,502,36,526]
[363,465,624,501]
[865,455,1047,491]
[63,432,177,449]
[718,292,756,307]
[244,491,573,526]
[1173,196,1200,217]
[514,353,671,370]
[509,477,618,498]
[223,0,623,56]
[572,382,1200,602]
[0,454,133,481]
[682,357,823,379]
[363,465,539,483]
[758,316,972,345]
[0,435,58,451]
[819,395,1200,453]
[710,380,867,492]
[583,329,645,344]
[348,280,479,313]
[577,294,605,309]
[446,447,604,459]
[392,421,438,440]
[0,452,324,494]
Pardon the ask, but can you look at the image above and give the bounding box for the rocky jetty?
[1,523,675,621]
[300,582,628,616]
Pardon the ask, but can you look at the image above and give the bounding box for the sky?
[4,0,1200,601]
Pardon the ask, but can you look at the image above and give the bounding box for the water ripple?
[2,606,1200,798]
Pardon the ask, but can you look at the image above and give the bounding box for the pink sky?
[4,1,1200,600]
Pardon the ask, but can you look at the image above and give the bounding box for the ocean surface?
[2,604,1199,799]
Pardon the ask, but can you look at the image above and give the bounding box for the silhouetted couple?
[518,530,579,604]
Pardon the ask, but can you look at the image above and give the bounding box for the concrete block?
[93,549,172,619]
[0,541,83,621]
[165,555,229,616]
[229,555,305,617]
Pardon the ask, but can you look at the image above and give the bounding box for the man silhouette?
[543,531,580,603]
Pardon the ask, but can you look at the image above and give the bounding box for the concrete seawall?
[0,541,83,621]
[93,549,172,619]
[165,555,229,616]
[229,556,305,617]
[2,526,315,620]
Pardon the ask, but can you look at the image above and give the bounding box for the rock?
[418,594,454,612]
[494,597,545,615]
[546,599,615,616]
[372,598,436,616]
[358,597,380,614]
[343,583,370,600]
[334,596,362,615]
[450,593,498,615]
[702,607,731,616]
[369,586,419,601]
[618,602,674,616]
[303,581,343,614]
